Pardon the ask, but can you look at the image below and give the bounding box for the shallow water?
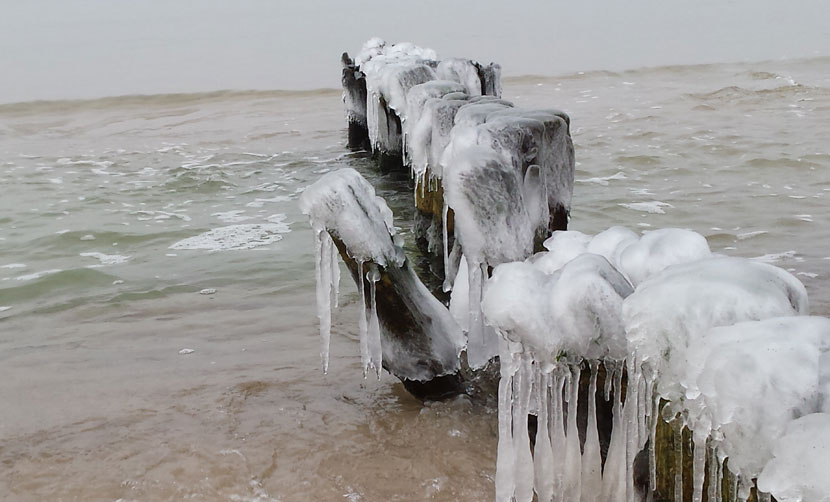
[1,57,829,501]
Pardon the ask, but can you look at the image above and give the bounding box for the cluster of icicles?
[313,229,384,378]
[495,350,771,502]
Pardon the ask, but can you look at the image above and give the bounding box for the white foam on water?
[0,306,11,312]
[0,263,26,269]
[79,252,131,265]
[15,269,62,281]
[753,250,797,263]
[619,201,673,214]
[169,222,290,251]
[213,210,253,223]
[245,196,291,208]
[737,230,768,240]
[576,172,627,185]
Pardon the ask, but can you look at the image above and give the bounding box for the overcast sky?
[1,0,828,103]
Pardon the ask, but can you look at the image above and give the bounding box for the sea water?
[1,57,829,501]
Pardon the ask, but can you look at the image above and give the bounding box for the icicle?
[534,369,555,502]
[581,361,602,502]
[442,201,450,291]
[445,238,462,293]
[366,91,380,151]
[366,263,382,378]
[691,430,707,502]
[601,364,625,501]
[563,365,582,501]
[604,360,614,401]
[314,230,333,374]
[707,445,718,502]
[637,367,648,447]
[649,394,659,492]
[736,476,751,502]
[330,235,340,309]
[513,355,534,502]
[624,362,640,502]
[357,260,369,376]
[466,259,494,368]
[496,340,519,502]
[673,418,684,502]
[550,369,567,502]
[730,474,738,502]
[496,372,516,502]
[715,452,723,502]
[402,125,408,166]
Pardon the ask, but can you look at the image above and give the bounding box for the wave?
[10,230,196,258]
[506,54,830,84]
[0,88,342,115]
[685,82,828,102]
[2,55,827,115]
[0,268,119,305]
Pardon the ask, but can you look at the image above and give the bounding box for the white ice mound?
[483,253,633,363]
[757,413,830,502]
[682,317,830,483]
[539,226,711,285]
[356,38,438,67]
[617,228,711,286]
[623,256,809,400]
[536,230,593,274]
[298,168,403,268]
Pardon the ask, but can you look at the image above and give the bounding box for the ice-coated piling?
[299,168,465,389]
[480,224,824,501]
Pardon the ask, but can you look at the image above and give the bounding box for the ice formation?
[757,413,830,502]
[482,234,638,502]
[299,168,464,381]
[341,39,576,371]
[480,225,824,502]
[624,256,809,402]
[536,226,712,286]
[440,107,575,368]
[681,317,830,494]
[329,39,830,502]
[345,39,502,158]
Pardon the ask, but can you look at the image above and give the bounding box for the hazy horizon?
[1,0,828,103]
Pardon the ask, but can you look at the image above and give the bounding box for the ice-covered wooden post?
[328,38,576,373]
[481,226,812,502]
[341,53,370,151]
